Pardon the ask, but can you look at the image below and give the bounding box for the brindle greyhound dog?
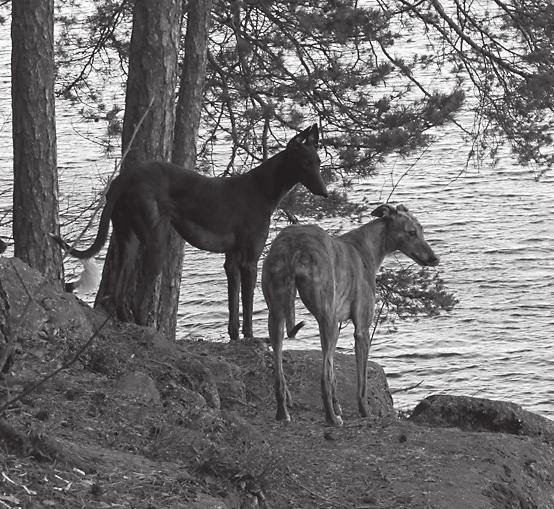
[53,124,327,339]
[262,204,439,426]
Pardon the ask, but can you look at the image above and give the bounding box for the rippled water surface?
[0,21,552,419]
[176,144,554,419]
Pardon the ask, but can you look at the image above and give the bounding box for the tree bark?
[120,1,183,167]
[0,280,12,374]
[11,0,63,283]
[95,0,183,332]
[173,0,212,170]
[159,0,213,339]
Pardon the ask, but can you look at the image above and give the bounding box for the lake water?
[0,19,552,419]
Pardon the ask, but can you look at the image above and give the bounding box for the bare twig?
[59,0,130,97]
[390,380,423,394]
[289,474,353,509]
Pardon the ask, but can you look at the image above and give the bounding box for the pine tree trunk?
[173,0,212,170]
[121,1,183,166]
[95,0,183,329]
[159,0,213,339]
[0,279,12,374]
[11,0,63,283]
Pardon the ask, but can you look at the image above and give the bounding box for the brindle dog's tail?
[51,175,123,259]
[287,320,305,338]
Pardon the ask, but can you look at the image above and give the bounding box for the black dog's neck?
[249,150,299,206]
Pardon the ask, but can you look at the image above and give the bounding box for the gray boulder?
[409,394,554,443]
[281,349,396,420]
[117,371,161,403]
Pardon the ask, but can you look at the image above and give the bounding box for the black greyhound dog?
[53,124,327,340]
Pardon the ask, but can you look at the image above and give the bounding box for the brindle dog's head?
[371,203,439,266]
[285,124,328,197]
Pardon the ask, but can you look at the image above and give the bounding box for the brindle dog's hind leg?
[263,271,293,420]
[268,309,291,421]
[317,316,343,427]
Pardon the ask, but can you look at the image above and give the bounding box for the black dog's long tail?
[51,176,122,259]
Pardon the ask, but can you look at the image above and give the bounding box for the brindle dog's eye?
[408,230,417,237]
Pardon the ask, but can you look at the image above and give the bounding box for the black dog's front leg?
[224,254,241,341]
[240,261,257,339]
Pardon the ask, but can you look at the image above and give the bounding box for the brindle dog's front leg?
[318,318,343,426]
[354,325,370,417]
[224,253,241,341]
[240,261,257,339]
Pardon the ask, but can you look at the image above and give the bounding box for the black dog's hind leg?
[114,234,139,322]
[132,214,170,325]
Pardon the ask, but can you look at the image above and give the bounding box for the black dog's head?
[286,124,328,198]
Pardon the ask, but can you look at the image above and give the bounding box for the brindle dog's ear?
[396,204,409,213]
[304,124,319,149]
[370,204,396,218]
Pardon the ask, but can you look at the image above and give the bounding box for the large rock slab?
[180,340,396,422]
[281,349,396,420]
[409,394,554,443]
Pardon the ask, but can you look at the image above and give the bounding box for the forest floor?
[1,305,554,509]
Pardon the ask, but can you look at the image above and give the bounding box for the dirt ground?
[1,308,553,509]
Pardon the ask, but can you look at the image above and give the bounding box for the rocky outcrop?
[278,349,396,420]
[180,339,397,422]
[117,371,161,404]
[0,257,94,344]
[409,394,554,443]
[1,257,553,508]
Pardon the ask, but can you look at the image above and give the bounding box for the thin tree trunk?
[121,1,182,167]
[95,0,183,327]
[159,0,213,339]
[11,0,62,283]
[0,280,13,374]
[173,0,212,170]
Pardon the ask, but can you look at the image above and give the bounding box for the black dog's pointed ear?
[287,124,319,148]
[287,126,310,146]
[304,123,319,149]
[370,204,396,218]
